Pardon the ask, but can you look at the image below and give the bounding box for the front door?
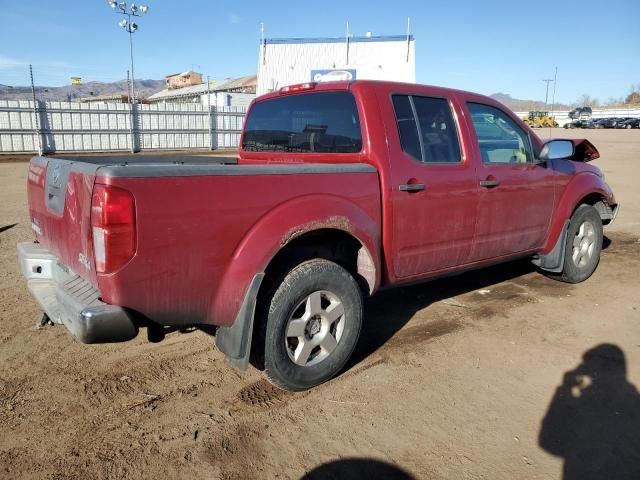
[386,93,479,279]
[465,102,555,261]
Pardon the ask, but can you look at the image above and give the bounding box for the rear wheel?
[262,259,363,391]
[547,204,603,283]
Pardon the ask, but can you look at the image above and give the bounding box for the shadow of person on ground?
[539,344,640,479]
[300,458,415,480]
[0,223,17,234]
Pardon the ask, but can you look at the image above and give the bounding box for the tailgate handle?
[399,183,426,192]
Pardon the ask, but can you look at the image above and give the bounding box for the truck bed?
[25,154,380,331]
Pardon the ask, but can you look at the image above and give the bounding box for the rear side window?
[242,92,362,153]
[392,94,462,163]
[391,96,422,161]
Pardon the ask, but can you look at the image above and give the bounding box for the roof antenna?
[406,17,411,62]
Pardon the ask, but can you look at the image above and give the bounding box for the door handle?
[479,179,500,188]
[399,183,426,192]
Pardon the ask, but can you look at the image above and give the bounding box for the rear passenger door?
[465,102,555,261]
[386,93,479,278]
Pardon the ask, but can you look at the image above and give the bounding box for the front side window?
[242,91,362,153]
[392,94,461,163]
[467,103,533,164]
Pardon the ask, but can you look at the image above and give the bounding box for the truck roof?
[253,79,495,105]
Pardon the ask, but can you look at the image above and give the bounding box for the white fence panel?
[0,100,247,153]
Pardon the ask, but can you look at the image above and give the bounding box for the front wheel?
[547,204,603,283]
[263,259,363,391]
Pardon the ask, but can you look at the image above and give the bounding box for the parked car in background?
[597,117,623,129]
[18,80,618,391]
[592,118,611,129]
[616,118,640,129]
[568,106,593,120]
[565,120,588,129]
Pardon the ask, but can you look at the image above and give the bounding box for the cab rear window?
[242,92,362,153]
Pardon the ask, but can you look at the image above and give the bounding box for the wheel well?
[574,193,616,225]
[261,228,375,298]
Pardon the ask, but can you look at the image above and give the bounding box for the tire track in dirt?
[237,378,293,409]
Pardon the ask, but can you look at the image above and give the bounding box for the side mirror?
[539,140,574,161]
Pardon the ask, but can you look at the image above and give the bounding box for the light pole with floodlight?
[107,1,149,103]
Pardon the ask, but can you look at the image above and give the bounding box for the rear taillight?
[91,184,136,274]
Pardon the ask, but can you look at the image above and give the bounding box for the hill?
[490,92,572,112]
[0,79,164,102]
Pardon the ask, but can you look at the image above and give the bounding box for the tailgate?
[27,156,99,287]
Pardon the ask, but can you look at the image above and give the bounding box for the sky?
[0,0,638,103]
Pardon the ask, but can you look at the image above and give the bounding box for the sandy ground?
[1,129,639,480]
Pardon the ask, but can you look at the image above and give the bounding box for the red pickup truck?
[18,80,618,391]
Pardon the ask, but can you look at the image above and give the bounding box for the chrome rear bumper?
[17,242,138,343]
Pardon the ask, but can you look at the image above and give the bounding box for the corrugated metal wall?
[0,100,246,153]
[257,37,416,95]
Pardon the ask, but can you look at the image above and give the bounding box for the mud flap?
[215,273,264,371]
[532,221,569,273]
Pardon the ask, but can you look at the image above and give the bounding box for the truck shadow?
[347,257,537,369]
[347,234,615,370]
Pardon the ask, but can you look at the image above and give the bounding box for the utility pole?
[550,67,558,120]
[543,79,554,107]
[547,66,558,136]
[126,70,135,153]
[207,75,213,150]
[29,64,43,156]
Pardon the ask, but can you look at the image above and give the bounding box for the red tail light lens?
[91,184,136,274]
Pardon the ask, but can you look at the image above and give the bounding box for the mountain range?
[0,79,164,102]
[489,93,571,112]
[0,79,571,111]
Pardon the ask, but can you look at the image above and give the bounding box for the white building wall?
[257,36,416,95]
[199,92,255,108]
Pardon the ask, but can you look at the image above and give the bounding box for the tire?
[548,204,603,283]
[262,259,363,391]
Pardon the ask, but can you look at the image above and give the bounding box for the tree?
[624,84,640,105]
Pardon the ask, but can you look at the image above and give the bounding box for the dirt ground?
[1,129,639,480]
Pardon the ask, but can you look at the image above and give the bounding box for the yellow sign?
[208,80,217,87]
[71,77,81,86]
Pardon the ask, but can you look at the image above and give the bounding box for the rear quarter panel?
[96,170,381,327]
